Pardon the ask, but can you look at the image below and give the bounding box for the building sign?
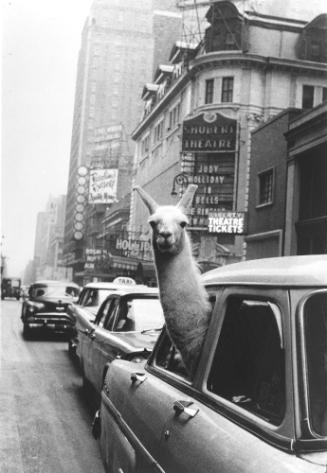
[115,238,152,260]
[84,248,110,271]
[89,169,118,204]
[208,212,246,234]
[182,112,236,152]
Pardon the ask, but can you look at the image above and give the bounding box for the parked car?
[21,280,80,338]
[78,287,164,399]
[94,255,327,473]
[67,279,145,356]
[1,277,21,300]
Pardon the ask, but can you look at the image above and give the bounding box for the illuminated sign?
[182,112,236,152]
[208,212,246,234]
[89,169,118,204]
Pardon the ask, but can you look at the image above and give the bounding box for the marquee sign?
[182,112,236,152]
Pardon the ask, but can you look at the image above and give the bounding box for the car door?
[157,287,297,473]
[87,296,120,393]
[83,297,115,386]
[76,289,97,362]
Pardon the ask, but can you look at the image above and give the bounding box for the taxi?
[94,256,327,473]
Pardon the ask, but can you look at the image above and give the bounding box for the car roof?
[32,280,79,287]
[82,282,141,290]
[201,255,327,287]
[105,287,159,297]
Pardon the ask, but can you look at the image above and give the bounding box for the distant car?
[1,277,21,300]
[21,280,80,338]
[95,255,327,473]
[67,280,145,357]
[78,287,164,400]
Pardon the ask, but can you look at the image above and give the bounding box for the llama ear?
[177,184,198,210]
[133,186,158,214]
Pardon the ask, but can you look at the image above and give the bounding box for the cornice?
[132,52,327,140]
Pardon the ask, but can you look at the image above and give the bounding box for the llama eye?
[149,220,156,228]
[180,221,187,228]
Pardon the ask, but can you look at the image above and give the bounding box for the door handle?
[173,400,199,418]
[130,372,146,384]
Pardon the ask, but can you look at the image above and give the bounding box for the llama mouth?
[157,241,174,252]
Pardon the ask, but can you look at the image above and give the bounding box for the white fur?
[134,185,211,377]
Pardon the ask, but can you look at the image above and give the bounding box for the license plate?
[56,306,65,311]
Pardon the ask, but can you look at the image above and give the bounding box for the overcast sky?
[1,0,326,278]
[2,0,92,276]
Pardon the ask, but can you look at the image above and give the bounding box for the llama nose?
[159,230,172,239]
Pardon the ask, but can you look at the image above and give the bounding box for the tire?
[23,324,31,339]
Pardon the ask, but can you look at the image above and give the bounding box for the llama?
[134,184,211,377]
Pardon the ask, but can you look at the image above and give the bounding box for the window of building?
[205,79,214,104]
[153,120,163,144]
[221,77,234,103]
[141,135,150,156]
[258,168,274,206]
[323,87,327,102]
[207,297,285,425]
[302,85,314,109]
[168,102,181,130]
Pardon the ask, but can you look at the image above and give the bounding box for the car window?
[95,298,114,328]
[303,291,327,437]
[112,297,164,332]
[155,330,190,379]
[29,284,78,299]
[104,299,121,331]
[207,297,285,425]
[83,289,99,306]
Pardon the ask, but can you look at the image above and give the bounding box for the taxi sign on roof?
[113,277,136,286]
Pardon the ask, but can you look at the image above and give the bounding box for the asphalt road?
[0,300,105,473]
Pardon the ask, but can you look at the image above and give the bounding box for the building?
[284,102,327,255]
[246,102,327,258]
[33,196,72,281]
[130,1,327,268]
[63,0,182,282]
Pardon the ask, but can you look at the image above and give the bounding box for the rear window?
[304,292,327,437]
[29,284,79,299]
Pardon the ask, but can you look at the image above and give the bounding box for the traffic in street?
[0,299,105,473]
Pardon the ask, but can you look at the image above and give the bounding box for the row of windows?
[141,102,181,155]
[205,77,234,104]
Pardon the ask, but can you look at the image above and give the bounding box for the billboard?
[89,169,118,204]
[208,211,246,234]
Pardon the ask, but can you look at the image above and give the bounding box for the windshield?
[304,291,327,437]
[30,284,79,299]
[123,298,164,332]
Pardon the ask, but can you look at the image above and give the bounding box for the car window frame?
[296,288,327,441]
[95,297,115,327]
[103,297,121,331]
[198,285,294,444]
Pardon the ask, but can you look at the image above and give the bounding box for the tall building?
[130,1,327,268]
[63,0,182,283]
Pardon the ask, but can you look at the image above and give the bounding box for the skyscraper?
[63,0,181,281]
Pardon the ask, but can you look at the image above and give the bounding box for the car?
[1,277,21,300]
[67,279,146,357]
[21,280,80,338]
[94,255,327,473]
[78,287,164,400]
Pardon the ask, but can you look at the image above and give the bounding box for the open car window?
[207,297,285,425]
[303,291,327,437]
[154,330,190,380]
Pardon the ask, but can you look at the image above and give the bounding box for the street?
[0,300,105,473]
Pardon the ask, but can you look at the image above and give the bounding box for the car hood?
[114,330,160,352]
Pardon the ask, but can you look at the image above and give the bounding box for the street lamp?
[171,172,189,196]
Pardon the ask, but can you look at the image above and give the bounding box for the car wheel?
[68,339,76,357]
[23,324,31,339]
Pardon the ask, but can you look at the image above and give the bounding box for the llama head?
[134,184,198,255]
